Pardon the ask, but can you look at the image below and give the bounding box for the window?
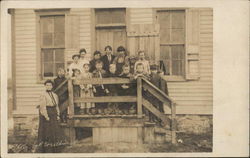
[95,8,126,54]
[157,10,185,76]
[40,15,65,78]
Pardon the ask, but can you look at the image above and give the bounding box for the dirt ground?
[62,132,212,153]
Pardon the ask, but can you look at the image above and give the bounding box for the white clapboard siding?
[129,8,153,24]
[68,8,92,61]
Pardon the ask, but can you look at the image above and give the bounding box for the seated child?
[79,63,95,115]
[129,55,137,74]
[134,50,151,75]
[92,60,109,114]
[133,63,150,80]
[72,69,81,114]
[53,68,68,122]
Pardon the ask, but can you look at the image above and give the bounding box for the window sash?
[158,10,185,77]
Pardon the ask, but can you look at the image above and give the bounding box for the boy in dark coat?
[100,45,116,73]
[53,68,68,122]
[92,60,109,114]
[90,51,101,72]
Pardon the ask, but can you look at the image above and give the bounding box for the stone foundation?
[9,114,213,144]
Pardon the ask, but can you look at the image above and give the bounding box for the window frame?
[35,9,69,83]
[154,8,187,82]
[93,8,127,53]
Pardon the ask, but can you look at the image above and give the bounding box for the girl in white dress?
[79,63,95,114]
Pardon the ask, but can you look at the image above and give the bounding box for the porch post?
[137,77,142,118]
[67,79,75,144]
[171,102,177,144]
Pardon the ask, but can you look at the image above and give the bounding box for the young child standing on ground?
[134,50,151,75]
[53,68,68,122]
[92,60,109,114]
[79,63,95,115]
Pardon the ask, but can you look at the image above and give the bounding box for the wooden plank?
[74,96,137,103]
[73,77,131,85]
[137,78,142,118]
[73,117,145,127]
[171,102,177,144]
[68,79,74,117]
[142,99,171,127]
[137,127,143,144]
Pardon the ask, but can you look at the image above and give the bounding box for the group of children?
[54,46,167,118]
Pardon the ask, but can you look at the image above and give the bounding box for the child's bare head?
[122,64,130,74]
[44,80,54,91]
[83,63,90,72]
[72,54,80,63]
[57,68,65,77]
[94,51,101,60]
[136,63,144,73]
[138,50,145,60]
[73,69,81,77]
[109,64,116,74]
[105,45,112,55]
[95,60,103,70]
[79,48,87,58]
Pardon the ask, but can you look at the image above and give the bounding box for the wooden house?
[9,8,213,144]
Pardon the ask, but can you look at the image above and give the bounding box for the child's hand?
[121,84,129,89]
[105,89,110,94]
[93,88,96,93]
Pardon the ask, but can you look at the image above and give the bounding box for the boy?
[90,51,101,72]
[92,60,109,114]
[53,68,68,122]
[101,45,116,73]
[118,64,136,114]
[129,55,137,74]
[134,50,151,75]
[133,63,150,80]
[106,64,119,114]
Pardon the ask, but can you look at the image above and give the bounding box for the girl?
[113,46,130,75]
[134,50,151,75]
[37,80,65,153]
[79,63,95,114]
[68,54,81,77]
[79,48,90,72]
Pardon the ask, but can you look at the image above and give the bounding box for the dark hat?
[79,48,87,54]
[72,54,80,59]
[94,50,101,56]
[104,45,112,51]
[44,79,54,86]
[117,46,126,52]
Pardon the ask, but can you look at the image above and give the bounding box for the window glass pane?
[42,33,53,47]
[55,49,64,62]
[171,46,184,60]
[158,11,170,29]
[44,62,54,77]
[54,33,65,47]
[55,63,65,72]
[111,9,125,23]
[41,17,54,33]
[43,49,54,62]
[54,16,65,33]
[171,29,184,43]
[172,60,183,76]
[96,10,112,24]
[158,12,170,43]
[160,46,170,59]
[171,11,185,29]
